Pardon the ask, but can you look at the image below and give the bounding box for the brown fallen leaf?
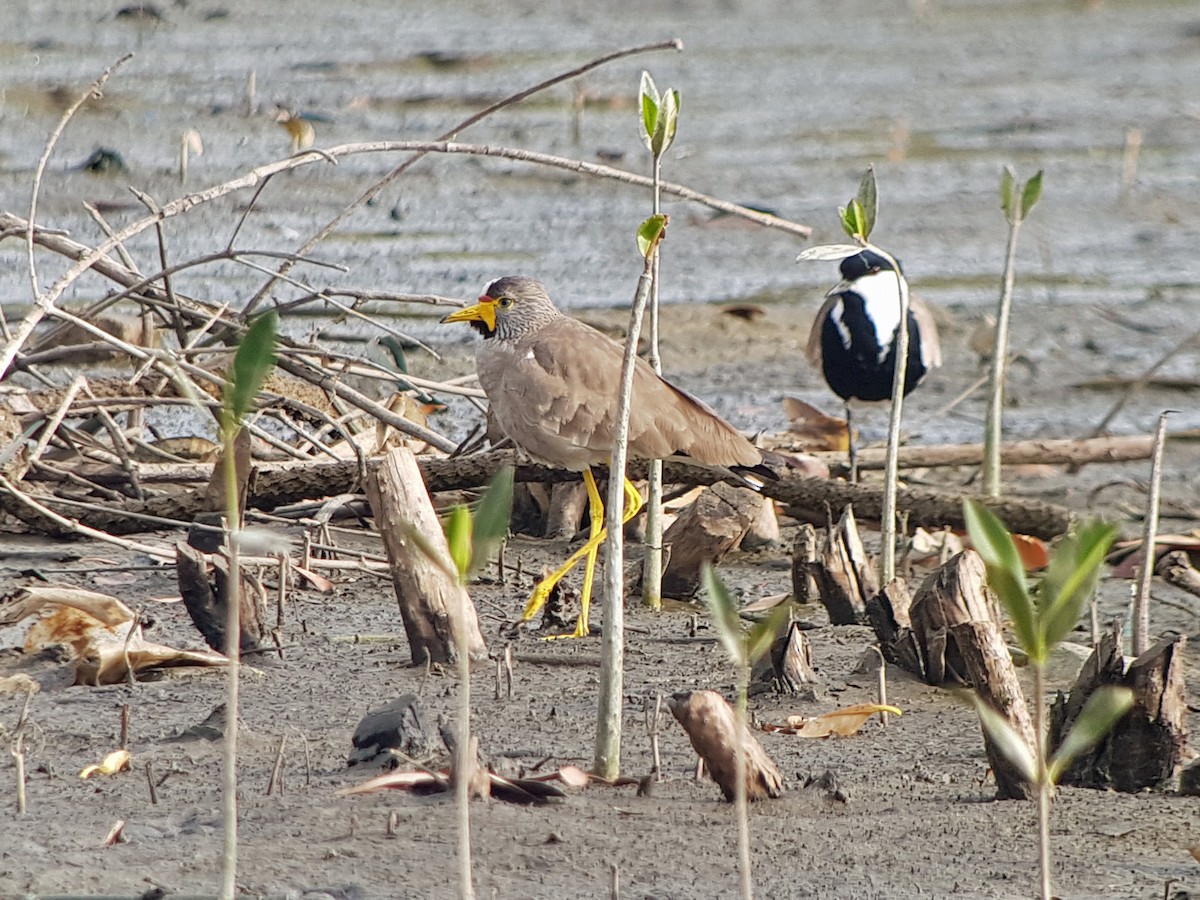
[4,585,227,686]
[80,749,132,779]
[292,565,335,593]
[761,703,902,738]
[337,766,567,804]
[781,396,850,452]
[719,303,768,322]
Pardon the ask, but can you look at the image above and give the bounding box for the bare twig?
[11,689,35,814]
[1131,411,1174,655]
[27,54,134,304]
[266,735,287,796]
[242,39,688,316]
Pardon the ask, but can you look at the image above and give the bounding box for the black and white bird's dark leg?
[845,401,858,483]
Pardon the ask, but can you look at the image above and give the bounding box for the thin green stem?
[643,154,665,611]
[879,248,911,584]
[1034,662,1052,900]
[595,264,655,779]
[219,424,241,900]
[984,216,1023,498]
[735,664,753,900]
[456,574,475,899]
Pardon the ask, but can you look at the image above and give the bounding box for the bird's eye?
[496,296,514,310]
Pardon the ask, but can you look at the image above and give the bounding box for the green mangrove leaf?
[1047,686,1133,784]
[403,522,459,583]
[840,199,868,240]
[797,244,863,263]
[1000,166,1017,223]
[1021,170,1044,218]
[855,165,877,240]
[745,605,793,667]
[970,693,1037,785]
[636,214,668,259]
[639,70,660,148]
[964,500,1040,660]
[702,562,747,668]
[225,311,278,427]
[470,465,514,574]
[658,88,680,155]
[1039,520,1117,650]
[445,505,472,579]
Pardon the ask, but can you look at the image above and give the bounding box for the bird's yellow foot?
[541,617,590,640]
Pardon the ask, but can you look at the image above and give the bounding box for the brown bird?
[442,275,768,637]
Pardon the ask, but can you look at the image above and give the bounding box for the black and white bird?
[806,248,941,476]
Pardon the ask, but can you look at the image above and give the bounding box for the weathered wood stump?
[868,549,1036,799]
[651,481,763,598]
[348,694,433,767]
[668,689,784,802]
[175,541,267,654]
[1049,623,1189,792]
[752,620,819,697]
[812,506,878,625]
[365,446,487,666]
[790,523,820,605]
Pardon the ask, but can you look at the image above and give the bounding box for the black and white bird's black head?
[807,248,940,405]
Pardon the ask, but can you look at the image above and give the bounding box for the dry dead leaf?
[0,674,39,694]
[781,396,850,452]
[4,585,227,685]
[293,565,335,593]
[80,749,132,779]
[762,703,902,737]
[336,769,446,796]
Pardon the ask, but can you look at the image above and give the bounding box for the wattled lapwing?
[443,275,769,637]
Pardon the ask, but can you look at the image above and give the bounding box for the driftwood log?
[645,481,763,598]
[175,541,267,654]
[811,434,1158,470]
[668,689,784,802]
[13,449,1075,540]
[364,446,487,666]
[1049,624,1189,792]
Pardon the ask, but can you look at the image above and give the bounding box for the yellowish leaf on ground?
[761,703,902,738]
[80,749,131,779]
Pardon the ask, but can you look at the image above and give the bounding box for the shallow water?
[1,0,1198,445]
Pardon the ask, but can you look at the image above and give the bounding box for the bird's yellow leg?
[570,469,607,637]
[521,473,644,637]
[521,469,606,626]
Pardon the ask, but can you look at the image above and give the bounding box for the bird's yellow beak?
[441,299,496,332]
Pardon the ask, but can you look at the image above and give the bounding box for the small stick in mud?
[10,689,34,815]
[144,761,158,805]
[266,735,287,796]
[1131,410,1172,656]
[644,694,664,780]
[873,647,889,728]
[119,704,131,749]
[503,644,515,699]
